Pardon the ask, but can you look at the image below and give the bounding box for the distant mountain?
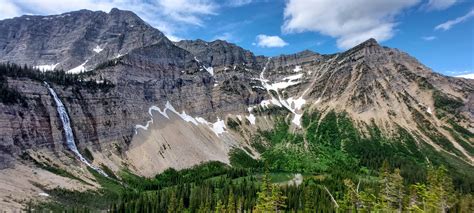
[0,8,472,211]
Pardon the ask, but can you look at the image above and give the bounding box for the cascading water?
[45,82,108,177]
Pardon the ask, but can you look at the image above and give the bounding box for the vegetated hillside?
[0,8,472,212]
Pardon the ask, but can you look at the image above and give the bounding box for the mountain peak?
[361,38,379,46]
[339,38,383,59]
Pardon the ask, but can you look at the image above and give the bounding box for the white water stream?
[45,82,108,177]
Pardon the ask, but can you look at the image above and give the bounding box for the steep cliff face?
[0,9,473,208]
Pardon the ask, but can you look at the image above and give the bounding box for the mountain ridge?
[0,8,472,210]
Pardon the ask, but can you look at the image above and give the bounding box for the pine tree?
[270,184,287,211]
[426,166,456,212]
[227,189,236,213]
[215,200,225,213]
[177,197,185,212]
[237,197,244,213]
[303,187,316,212]
[378,160,391,210]
[341,179,360,211]
[407,183,427,212]
[377,164,405,211]
[391,168,405,212]
[255,170,272,212]
[168,192,178,213]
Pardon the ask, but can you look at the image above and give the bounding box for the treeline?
[0,63,114,93]
[107,163,472,212]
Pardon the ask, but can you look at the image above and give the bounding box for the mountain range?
[0,8,472,211]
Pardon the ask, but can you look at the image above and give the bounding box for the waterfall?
[45,82,108,177]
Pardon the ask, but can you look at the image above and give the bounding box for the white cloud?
[422,36,437,41]
[213,32,236,42]
[155,0,217,26]
[227,0,253,7]
[454,73,474,79]
[0,0,22,20]
[282,0,421,49]
[255,35,288,48]
[435,9,474,31]
[422,0,458,11]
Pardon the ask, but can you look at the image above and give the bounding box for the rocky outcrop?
[175,39,266,69]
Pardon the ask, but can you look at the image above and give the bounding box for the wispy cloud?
[213,32,239,42]
[422,36,437,41]
[435,9,474,31]
[422,0,458,11]
[282,0,421,49]
[254,34,288,48]
[226,0,253,7]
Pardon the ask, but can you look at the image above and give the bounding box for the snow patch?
[34,63,59,71]
[246,114,256,125]
[265,81,301,91]
[287,96,306,111]
[67,61,88,74]
[93,45,103,53]
[136,101,227,136]
[212,118,226,135]
[283,73,303,82]
[205,66,214,76]
[292,113,302,126]
[260,97,282,108]
[252,86,266,90]
[293,65,302,72]
[251,58,306,127]
[38,192,50,197]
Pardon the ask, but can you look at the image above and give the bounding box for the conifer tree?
[227,189,236,213]
[426,166,456,212]
[255,169,272,212]
[341,179,361,211]
[168,192,178,213]
[177,197,185,212]
[270,183,287,211]
[215,200,225,213]
[304,187,316,212]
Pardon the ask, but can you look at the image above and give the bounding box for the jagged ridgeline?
[0,8,472,212]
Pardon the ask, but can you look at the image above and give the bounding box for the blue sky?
[1,0,473,76]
